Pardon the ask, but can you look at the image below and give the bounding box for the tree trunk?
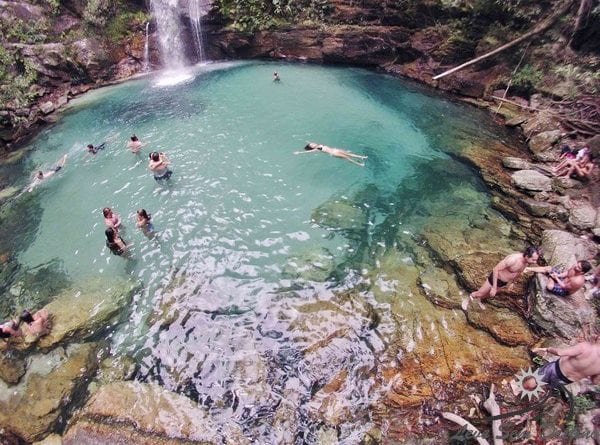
[569,0,594,49]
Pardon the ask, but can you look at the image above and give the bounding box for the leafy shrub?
[0,46,38,109]
[83,0,115,28]
[0,17,47,44]
[106,10,150,44]
[510,64,543,96]
[554,62,600,97]
[216,0,331,32]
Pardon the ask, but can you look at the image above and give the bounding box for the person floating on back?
[28,154,67,192]
[462,246,540,310]
[294,142,368,167]
[149,152,172,181]
[127,135,145,154]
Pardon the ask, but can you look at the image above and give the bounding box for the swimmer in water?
[127,135,145,154]
[149,152,172,181]
[103,207,122,232]
[294,142,368,167]
[27,154,67,192]
[105,227,130,256]
[86,142,106,155]
[273,71,281,82]
[136,208,155,237]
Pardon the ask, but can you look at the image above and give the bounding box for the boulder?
[540,230,597,265]
[311,199,367,232]
[40,101,55,115]
[520,198,559,217]
[511,170,552,192]
[569,204,598,230]
[466,306,535,346]
[551,176,586,194]
[502,157,531,170]
[504,115,528,127]
[63,381,248,445]
[528,130,561,154]
[0,342,101,443]
[586,134,600,159]
[0,351,26,384]
[37,278,138,349]
[522,110,559,138]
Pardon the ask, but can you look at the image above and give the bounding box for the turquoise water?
[3,62,518,441]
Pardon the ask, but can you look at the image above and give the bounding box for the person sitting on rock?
[0,318,22,340]
[462,246,540,310]
[532,341,600,388]
[294,142,368,167]
[554,153,596,179]
[19,309,51,336]
[526,260,592,297]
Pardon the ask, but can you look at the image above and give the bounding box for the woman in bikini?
[105,227,130,256]
[136,209,155,238]
[294,142,368,167]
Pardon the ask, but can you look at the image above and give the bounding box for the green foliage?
[83,0,115,28]
[553,62,600,97]
[216,0,330,32]
[510,64,543,96]
[106,10,150,44]
[0,17,47,44]
[0,46,39,109]
[432,19,477,64]
[33,0,61,15]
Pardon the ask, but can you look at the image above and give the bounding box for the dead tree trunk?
[569,0,595,49]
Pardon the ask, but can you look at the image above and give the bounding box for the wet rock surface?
[64,381,248,445]
[0,342,101,443]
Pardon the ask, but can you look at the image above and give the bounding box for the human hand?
[490,287,497,297]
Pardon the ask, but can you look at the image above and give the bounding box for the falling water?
[148,0,186,68]
[188,0,206,62]
[143,22,150,71]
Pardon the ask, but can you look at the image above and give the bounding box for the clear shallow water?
[3,62,519,442]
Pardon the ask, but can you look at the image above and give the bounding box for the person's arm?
[547,343,586,357]
[293,150,317,155]
[524,266,552,274]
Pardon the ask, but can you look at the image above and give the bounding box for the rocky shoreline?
[1,1,599,444]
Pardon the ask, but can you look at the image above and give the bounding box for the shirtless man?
[127,135,145,154]
[294,142,368,167]
[462,246,540,310]
[526,260,592,297]
[149,151,172,181]
[532,341,600,387]
[27,154,67,192]
[20,309,51,336]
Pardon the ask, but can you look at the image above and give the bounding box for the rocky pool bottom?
[1,95,599,444]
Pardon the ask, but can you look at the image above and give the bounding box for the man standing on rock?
[462,246,540,310]
[532,341,600,387]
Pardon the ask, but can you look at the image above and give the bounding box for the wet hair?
[579,260,592,274]
[137,209,151,221]
[102,207,112,218]
[523,246,540,258]
[131,135,138,141]
[105,227,117,243]
[37,171,44,178]
[0,328,10,339]
[150,152,160,161]
[560,144,571,154]
[304,143,319,151]
[20,310,34,324]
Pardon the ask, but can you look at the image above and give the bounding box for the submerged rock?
[282,247,336,282]
[37,278,138,349]
[311,199,367,232]
[0,342,101,443]
[63,381,248,445]
[96,355,137,385]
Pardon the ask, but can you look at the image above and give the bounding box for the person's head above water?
[305,143,321,151]
[137,209,151,220]
[87,144,94,150]
[105,227,116,242]
[102,207,113,218]
[36,171,44,179]
[131,135,138,142]
[150,152,160,162]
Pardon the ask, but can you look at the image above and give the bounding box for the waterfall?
[148,0,186,69]
[188,0,206,62]
[143,22,150,71]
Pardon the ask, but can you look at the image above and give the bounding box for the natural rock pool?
[1,62,533,442]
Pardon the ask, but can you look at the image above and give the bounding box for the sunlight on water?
[4,61,519,442]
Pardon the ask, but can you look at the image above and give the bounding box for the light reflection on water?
[3,61,520,442]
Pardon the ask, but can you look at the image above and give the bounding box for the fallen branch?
[482,384,504,445]
[442,412,490,445]
[433,0,574,80]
